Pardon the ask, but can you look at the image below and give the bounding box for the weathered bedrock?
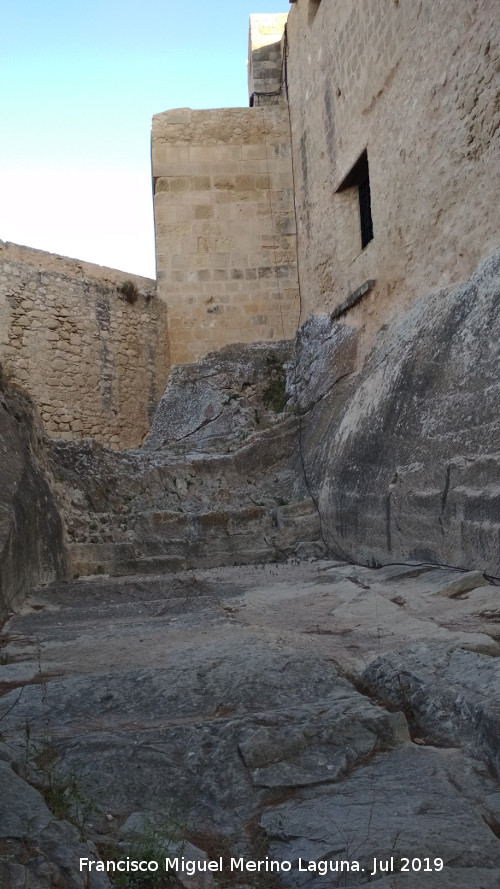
[0,372,66,616]
[298,251,500,575]
[45,253,500,580]
[144,340,295,452]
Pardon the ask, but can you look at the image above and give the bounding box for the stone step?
[68,499,323,577]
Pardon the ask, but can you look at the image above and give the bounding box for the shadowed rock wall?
[0,373,67,616]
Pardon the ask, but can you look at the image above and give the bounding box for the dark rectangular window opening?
[358,176,373,249]
[336,149,374,251]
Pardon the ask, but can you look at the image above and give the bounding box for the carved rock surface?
[300,252,500,575]
[1,258,499,884]
[49,418,324,578]
[47,326,361,579]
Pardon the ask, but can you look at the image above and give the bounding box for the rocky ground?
[1,559,500,888]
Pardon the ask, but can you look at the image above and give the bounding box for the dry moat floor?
[1,559,500,888]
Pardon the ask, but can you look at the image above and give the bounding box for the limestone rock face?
[299,252,500,575]
[144,341,294,452]
[47,339,327,578]
[360,644,500,778]
[0,374,67,616]
[262,746,500,887]
[285,314,357,411]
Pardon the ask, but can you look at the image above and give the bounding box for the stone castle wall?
[286,0,499,361]
[0,242,169,449]
[152,106,299,366]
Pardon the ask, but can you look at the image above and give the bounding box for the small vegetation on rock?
[262,356,287,413]
[101,808,186,889]
[118,281,140,304]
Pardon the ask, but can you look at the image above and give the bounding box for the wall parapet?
[0,241,155,290]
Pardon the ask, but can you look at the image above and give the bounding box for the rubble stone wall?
[286,0,500,362]
[0,242,168,449]
[152,107,299,365]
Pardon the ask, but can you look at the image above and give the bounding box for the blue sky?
[0,1,288,277]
